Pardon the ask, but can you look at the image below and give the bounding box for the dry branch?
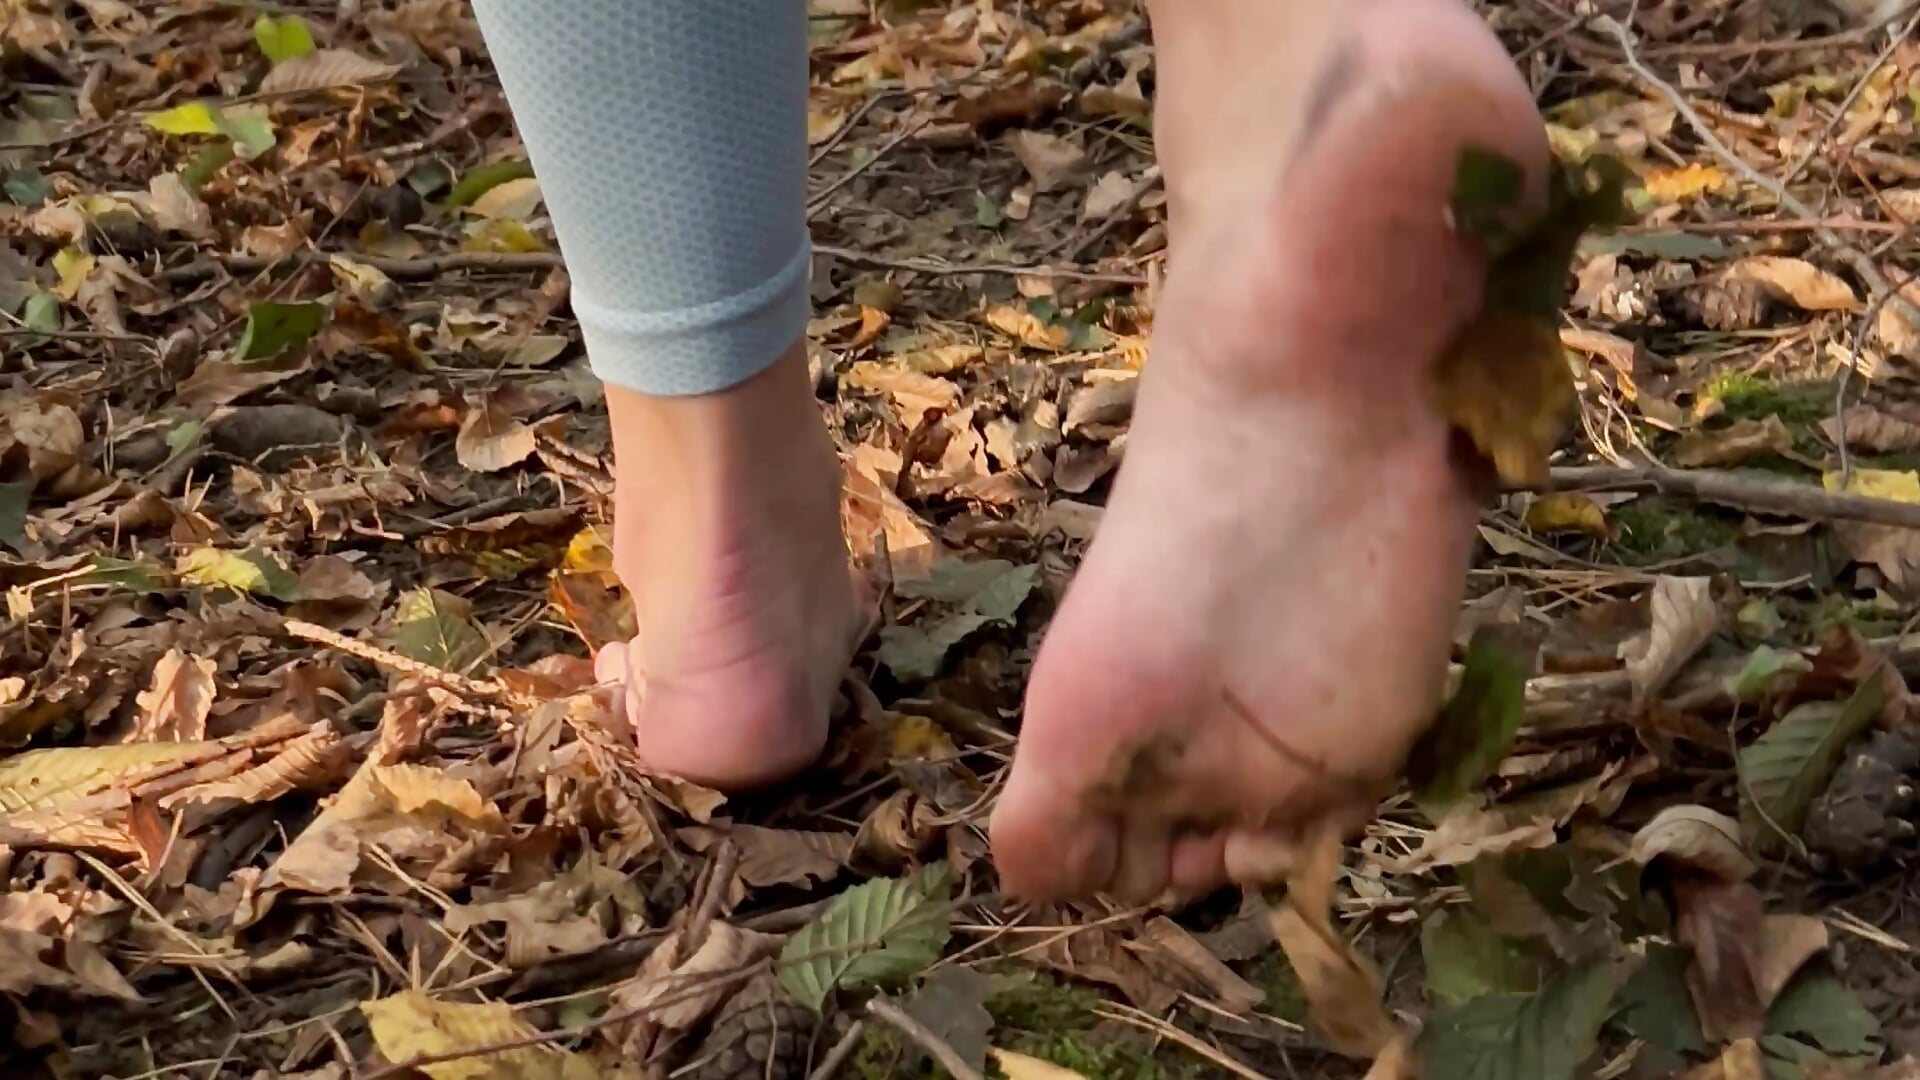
[1545,465,1920,527]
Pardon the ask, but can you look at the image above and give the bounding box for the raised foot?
[989,0,1551,901]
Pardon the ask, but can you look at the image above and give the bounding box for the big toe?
[988,763,1119,902]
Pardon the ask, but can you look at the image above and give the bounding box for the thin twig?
[1596,16,1919,326]
[686,840,740,955]
[807,114,932,219]
[283,619,515,701]
[1094,1002,1277,1080]
[157,250,563,284]
[1780,12,1920,188]
[1543,464,1920,527]
[805,1020,869,1080]
[864,997,987,1080]
[1062,165,1162,262]
[813,243,1147,284]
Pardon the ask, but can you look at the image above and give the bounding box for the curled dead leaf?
[259,49,401,94]
[455,395,536,473]
[1620,576,1717,706]
[1630,804,1756,882]
[128,649,217,744]
[1822,406,1920,453]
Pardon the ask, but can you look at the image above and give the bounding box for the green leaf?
[180,143,235,192]
[20,290,59,342]
[1418,957,1631,1080]
[446,158,535,208]
[407,160,453,198]
[144,102,276,159]
[164,419,204,458]
[1408,623,1537,813]
[234,301,326,361]
[974,190,1003,228]
[779,864,954,1012]
[0,479,31,554]
[1766,971,1880,1056]
[1739,676,1884,851]
[253,13,316,65]
[212,106,276,160]
[1453,146,1526,234]
[391,588,490,672]
[1578,230,1729,261]
[178,547,298,601]
[3,168,47,206]
[1612,945,1708,1057]
[1725,644,1810,702]
[1420,908,1546,1007]
[79,555,170,595]
[876,561,1039,681]
[145,102,223,137]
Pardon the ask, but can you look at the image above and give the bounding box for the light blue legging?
[469,0,808,397]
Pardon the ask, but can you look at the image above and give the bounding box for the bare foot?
[595,344,859,790]
[989,0,1550,901]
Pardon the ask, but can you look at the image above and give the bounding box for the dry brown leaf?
[1081,170,1138,221]
[260,49,401,94]
[1263,824,1400,1060]
[1672,874,1831,1043]
[455,396,536,473]
[374,763,504,826]
[1630,805,1756,882]
[1673,416,1795,468]
[606,914,771,1022]
[1728,256,1859,311]
[1619,576,1717,705]
[1394,802,1557,872]
[160,724,347,810]
[128,649,216,744]
[1822,405,1920,452]
[139,171,213,237]
[4,397,84,480]
[173,357,304,409]
[1435,310,1576,488]
[679,823,852,887]
[1033,917,1179,1012]
[361,989,596,1080]
[1134,916,1263,1014]
[843,450,941,577]
[1062,376,1137,432]
[1006,129,1085,193]
[843,361,959,415]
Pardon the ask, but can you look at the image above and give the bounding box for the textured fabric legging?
[469,0,808,397]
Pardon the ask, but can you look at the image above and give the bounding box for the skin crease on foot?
[592,0,1550,902]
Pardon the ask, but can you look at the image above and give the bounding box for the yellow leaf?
[1641,162,1729,202]
[1729,256,1859,312]
[144,101,221,136]
[461,218,545,254]
[1523,492,1613,538]
[51,246,92,301]
[807,103,848,146]
[563,525,614,574]
[985,304,1071,351]
[370,763,504,828]
[890,713,957,761]
[468,177,543,221]
[990,1049,1092,1080]
[0,742,213,814]
[1824,467,1920,503]
[361,990,596,1080]
[1434,310,1577,488]
[176,547,297,600]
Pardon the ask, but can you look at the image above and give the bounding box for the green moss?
[1242,950,1308,1024]
[1702,372,1834,427]
[1607,497,1746,565]
[851,970,1207,1080]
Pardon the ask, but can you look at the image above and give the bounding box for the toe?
[1110,818,1174,904]
[989,769,1118,902]
[1169,832,1229,896]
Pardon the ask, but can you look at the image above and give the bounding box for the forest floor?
[5,1,1920,1078]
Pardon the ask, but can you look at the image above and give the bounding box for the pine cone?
[682,977,818,1080]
